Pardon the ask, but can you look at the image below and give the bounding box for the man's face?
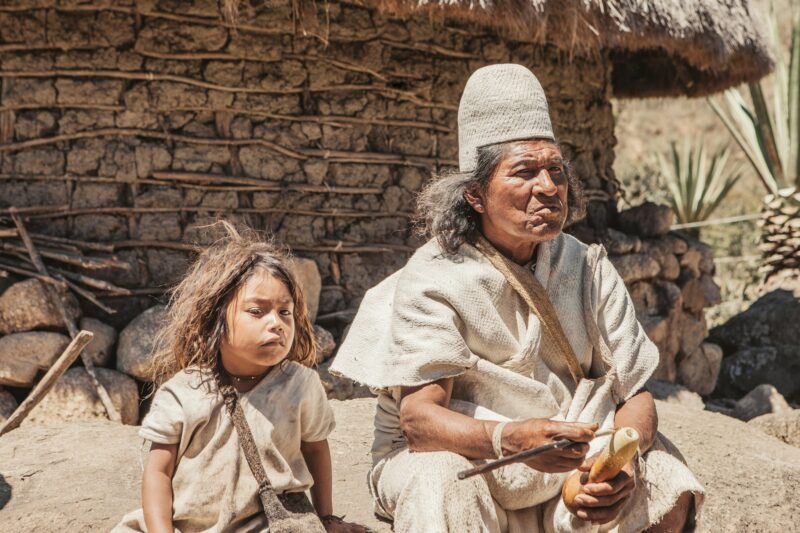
[475,139,568,248]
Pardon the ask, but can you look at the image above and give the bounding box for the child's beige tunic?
[113,362,335,533]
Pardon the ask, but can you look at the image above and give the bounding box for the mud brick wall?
[0,0,617,323]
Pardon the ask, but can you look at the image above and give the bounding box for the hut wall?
[0,0,616,322]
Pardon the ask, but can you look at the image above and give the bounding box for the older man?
[331,64,703,533]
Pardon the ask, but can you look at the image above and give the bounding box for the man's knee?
[397,450,491,503]
[387,451,499,532]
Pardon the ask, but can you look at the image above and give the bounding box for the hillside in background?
[611,0,793,325]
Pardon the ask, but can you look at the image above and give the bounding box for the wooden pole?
[9,208,122,422]
[0,330,94,436]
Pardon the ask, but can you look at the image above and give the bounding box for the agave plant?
[658,141,742,233]
[708,8,800,284]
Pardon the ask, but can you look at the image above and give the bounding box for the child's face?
[220,268,295,376]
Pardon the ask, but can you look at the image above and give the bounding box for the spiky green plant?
[708,8,800,285]
[658,141,742,227]
[708,9,800,196]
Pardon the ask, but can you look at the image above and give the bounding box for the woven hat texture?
[458,64,555,172]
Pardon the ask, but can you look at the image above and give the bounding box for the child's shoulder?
[279,360,320,383]
[157,367,217,399]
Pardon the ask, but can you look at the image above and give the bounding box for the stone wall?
[0,0,617,327]
[0,0,727,397]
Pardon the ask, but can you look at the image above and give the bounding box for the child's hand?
[321,515,368,533]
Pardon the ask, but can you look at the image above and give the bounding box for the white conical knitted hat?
[457,64,555,172]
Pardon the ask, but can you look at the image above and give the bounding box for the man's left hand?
[566,455,636,525]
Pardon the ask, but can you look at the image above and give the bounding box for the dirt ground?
[1,399,799,532]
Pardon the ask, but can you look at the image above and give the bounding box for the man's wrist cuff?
[492,421,508,459]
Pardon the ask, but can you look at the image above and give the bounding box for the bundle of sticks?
[0,207,129,426]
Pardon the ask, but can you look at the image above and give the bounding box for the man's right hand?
[502,419,597,473]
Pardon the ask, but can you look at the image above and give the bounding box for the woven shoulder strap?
[474,235,585,385]
[220,385,282,520]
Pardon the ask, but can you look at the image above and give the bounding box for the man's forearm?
[613,390,657,453]
[400,399,499,459]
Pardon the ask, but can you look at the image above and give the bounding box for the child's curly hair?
[149,222,316,388]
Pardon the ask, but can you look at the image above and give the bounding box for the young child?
[114,225,364,533]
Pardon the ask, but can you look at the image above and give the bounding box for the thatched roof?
[360,0,775,98]
[220,0,774,98]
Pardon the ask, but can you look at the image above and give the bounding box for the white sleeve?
[592,255,659,401]
[299,370,336,442]
[138,383,184,444]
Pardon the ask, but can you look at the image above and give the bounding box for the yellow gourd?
[562,427,639,508]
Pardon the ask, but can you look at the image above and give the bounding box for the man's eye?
[549,166,563,173]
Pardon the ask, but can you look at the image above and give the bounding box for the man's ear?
[464,186,486,214]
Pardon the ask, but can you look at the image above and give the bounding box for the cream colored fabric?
[113,362,335,533]
[331,234,705,532]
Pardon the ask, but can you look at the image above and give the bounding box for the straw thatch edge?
[225,0,775,97]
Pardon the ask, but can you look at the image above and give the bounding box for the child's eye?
[279,309,292,316]
[247,308,263,316]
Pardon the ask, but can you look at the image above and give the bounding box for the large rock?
[1,400,799,532]
[709,289,800,402]
[79,318,117,367]
[314,325,336,364]
[0,386,18,423]
[317,358,372,401]
[0,279,80,334]
[116,305,166,381]
[677,312,707,355]
[749,410,800,448]
[608,253,660,284]
[645,379,704,410]
[732,384,792,421]
[600,228,641,255]
[0,332,70,387]
[617,202,674,238]
[290,257,321,322]
[677,343,722,396]
[25,367,139,425]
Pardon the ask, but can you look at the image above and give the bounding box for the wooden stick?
[46,265,131,294]
[31,232,116,253]
[9,208,121,423]
[98,287,165,297]
[0,330,95,436]
[0,259,68,290]
[150,172,387,194]
[379,38,479,60]
[1,242,129,270]
[107,239,414,254]
[0,256,128,299]
[9,205,411,220]
[56,274,117,315]
[0,71,447,109]
[0,103,124,112]
[182,108,448,131]
[0,127,455,167]
[0,5,384,44]
[133,47,396,83]
[153,107,450,132]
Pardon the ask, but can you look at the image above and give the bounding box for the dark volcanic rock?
[710,289,800,402]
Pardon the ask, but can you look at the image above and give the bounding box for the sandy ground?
[1,399,799,532]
